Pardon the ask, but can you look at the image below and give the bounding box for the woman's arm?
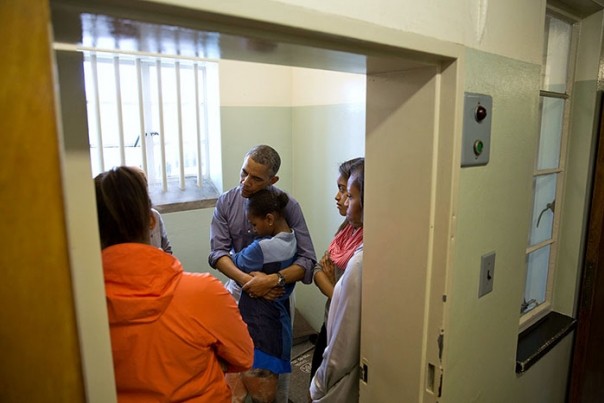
[313,270,335,299]
[313,251,337,298]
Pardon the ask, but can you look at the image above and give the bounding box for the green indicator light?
[473,140,484,156]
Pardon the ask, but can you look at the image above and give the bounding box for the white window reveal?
[83,50,220,210]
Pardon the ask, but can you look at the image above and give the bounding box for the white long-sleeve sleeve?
[310,248,363,403]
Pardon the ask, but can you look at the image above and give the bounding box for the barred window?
[83,50,219,210]
[521,12,577,325]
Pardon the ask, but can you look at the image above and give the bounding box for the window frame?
[82,48,220,212]
[520,7,580,331]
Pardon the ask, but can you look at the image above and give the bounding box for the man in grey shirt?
[208,144,317,402]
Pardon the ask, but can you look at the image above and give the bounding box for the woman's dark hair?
[94,166,151,249]
[349,159,365,208]
[339,157,364,180]
[246,188,289,218]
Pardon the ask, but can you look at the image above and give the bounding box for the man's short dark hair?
[245,145,281,177]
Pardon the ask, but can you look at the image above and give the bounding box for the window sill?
[515,311,576,374]
[149,178,219,213]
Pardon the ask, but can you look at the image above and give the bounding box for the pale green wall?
[443,48,555,402]
[442,12,604,403]
[161,64,366,330]
[162,208,221,275]
[220,107,294,192]
[292,103,365,330]
[441,17,602,399]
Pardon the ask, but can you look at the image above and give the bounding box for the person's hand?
[262,286,286,301]
[320,251,336,285]
[242,271,284,300]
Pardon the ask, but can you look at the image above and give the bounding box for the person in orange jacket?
[95,166,254,402]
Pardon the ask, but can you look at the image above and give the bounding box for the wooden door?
[569,94,604,402]
[0,0,85,401]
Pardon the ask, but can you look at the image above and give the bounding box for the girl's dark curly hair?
[246,187,289,218]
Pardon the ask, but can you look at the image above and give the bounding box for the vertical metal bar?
[113,56,126,165]
[201,65,210,185]
[135,58,148,174]
[194,64,203,187]
[175,61,185,190]
[90,53,105,171]
[156,59,167,192]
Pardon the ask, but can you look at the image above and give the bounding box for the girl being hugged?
[226,187,297,403]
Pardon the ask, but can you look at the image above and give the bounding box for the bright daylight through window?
[83,51,219,208]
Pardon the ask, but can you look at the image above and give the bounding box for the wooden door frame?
[1,0,85,401]
[569,91,604,402]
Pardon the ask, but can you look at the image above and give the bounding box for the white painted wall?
[148,0,546,64]
[276,0,546,64]
[291,68,365,106]
[218,60,294,192]
[219,60,293,107]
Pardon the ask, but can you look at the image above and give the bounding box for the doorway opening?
[51,2,462,401]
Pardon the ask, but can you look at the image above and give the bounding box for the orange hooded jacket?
[102,243,253,402]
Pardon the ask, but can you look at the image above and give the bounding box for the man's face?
[239,156,277,198]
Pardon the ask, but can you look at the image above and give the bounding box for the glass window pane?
[523,245,551,313]
[529,174,557,245]
[537,97,564,170]
[542,15,572,92]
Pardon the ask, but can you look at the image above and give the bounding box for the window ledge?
[150,179,219,214]
[516,311,576,374]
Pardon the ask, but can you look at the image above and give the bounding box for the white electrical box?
[461,93,492,167]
